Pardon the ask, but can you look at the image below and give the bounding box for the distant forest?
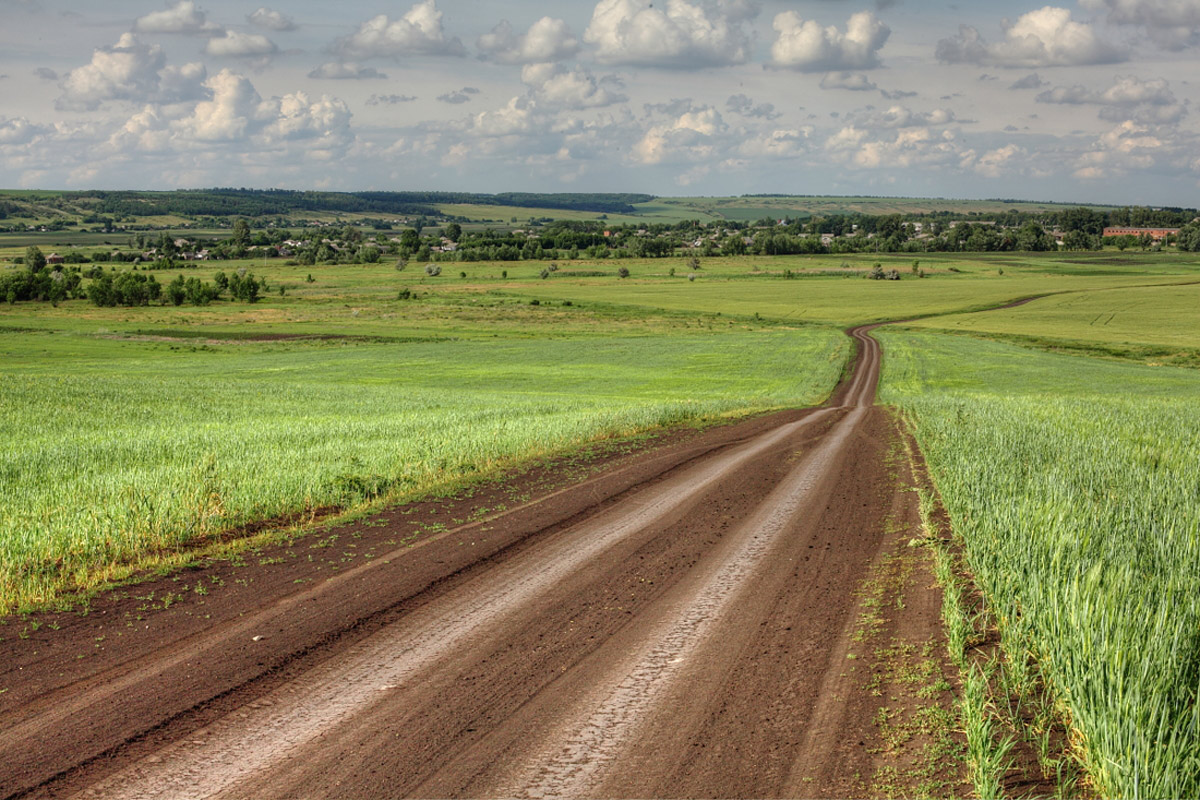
[64,189,657,218]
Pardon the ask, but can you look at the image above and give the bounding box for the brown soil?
[0,325,960,799]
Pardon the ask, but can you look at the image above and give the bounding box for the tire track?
[68,411,840,800]
[499,407,867,799]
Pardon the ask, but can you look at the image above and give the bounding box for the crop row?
[880,330,1200,798]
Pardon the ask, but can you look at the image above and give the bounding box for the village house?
[1102,226,1180,241]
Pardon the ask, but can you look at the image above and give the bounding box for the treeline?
[63,189,656,219]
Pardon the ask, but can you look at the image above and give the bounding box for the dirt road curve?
[1,326,944,799]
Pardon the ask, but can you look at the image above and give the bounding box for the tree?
[443,222,462,242]
[232,218,251,247]
[25,246,46,271]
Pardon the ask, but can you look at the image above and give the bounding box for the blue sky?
[1,0,1198,204]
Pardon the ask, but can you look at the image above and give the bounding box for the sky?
[1,0,1199,205]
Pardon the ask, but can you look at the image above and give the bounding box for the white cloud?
[437,87,481,104]
[826,125,964,170]
[104,106,174,154]
[247,7,297,32]
[173,69,268,141]
[583,0,756,68]
[262,93,352,146]
[521,64,626,109]
[1081,0,1200,49]
[846,105,962,129]
[0,116,48,145]
[726,93,780,119]
[205,30,278,58]
[1073,119,1165,178]
[819,71,878,91]
[134,1,221,35]
[737,128,811,158]
[1009,73,1047,90]
[1036,76,1186,123]
[468,96,536,137]
[334,1,466,59]
[974,144,1024,177]
[633,107,725,164]
[770,11,890,72]
[56,33,207,111]
[477,17,580,64]
[308,63,388,80]
[936,7,1126,67]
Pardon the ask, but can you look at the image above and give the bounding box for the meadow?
[0,314,845,612]
[879,331,1200,798]
[5,244,1200,798]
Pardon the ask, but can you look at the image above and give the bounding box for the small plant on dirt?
[424,264,440,277]
[529,298,540,306]
[395,258,407,271]
[397,287,412,300]
[540,268,550,279]
[617,267,630,278]
[688,273,697,282]
[305,273,315,283]
[688,257,701,271]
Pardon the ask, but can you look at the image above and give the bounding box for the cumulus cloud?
[334,1,466,59]
[308,63,388,80]
[521,63,626,109]
[726,93,780,119]
[1080,0,1200,49]
[846,105,962,129]
[973,144,1025,177]
[477,17,580,64]
[173,69,267,141]
[156,69,353,154]
[633,106,726,164]
[261,92,353,145]
[737,128,812,159]
[366,94,416,105]
[205,30,278,58]
[583,0,756,68]
[247,7,297,32]
[1073,119,1167,179]
[936,7,1126,67]
[0,116,49,145]
[820,71,878,91]
[134,1,221,35]
[56,33,207,110]
[1009,73,1047,90]
[770,11,891,71]
[1037,76,1186,124]
[825,125,963,170]
[437,86,481,104]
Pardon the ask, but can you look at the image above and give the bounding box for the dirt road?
[1,326,953,799]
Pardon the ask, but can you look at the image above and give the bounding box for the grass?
[0,324,845,613]
[879,330,1200,798]
[907,281,1200,367]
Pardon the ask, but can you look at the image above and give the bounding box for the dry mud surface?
[1,326,956,799]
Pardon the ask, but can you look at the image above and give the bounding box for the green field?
[5,245,1200,797]
[907,281,1200,365]
[0,302,845,611]
[879,331,1200,798]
